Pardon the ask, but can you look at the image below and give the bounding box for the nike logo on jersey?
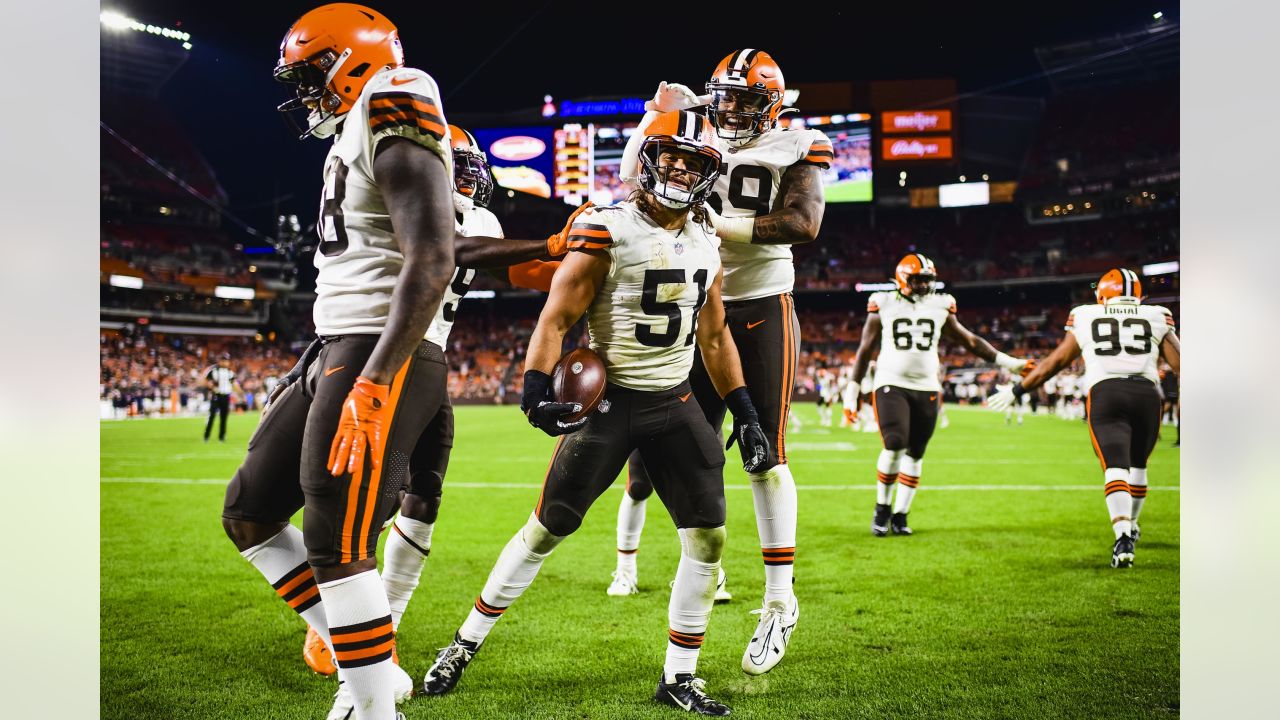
[679,392,693,403]
[390,75,416,86]
[324,365,346,377]
[746,320,767,330]
[668,692,694,712]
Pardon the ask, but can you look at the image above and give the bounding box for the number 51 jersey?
[867,290,957,392]
[1066,301,1175,391]
[572,202,721,391]
[312,66,452,336]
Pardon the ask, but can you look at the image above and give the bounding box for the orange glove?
[1020,359,1037,377]
[545,201,594,258]
[328,376,392,479]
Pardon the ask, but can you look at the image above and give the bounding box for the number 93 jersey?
[423,205,503,349]
[868,290,957,392]
[711,128,833,302]
[312,66,452,336]
[1066,301,1175,391]
[573,202,721,391]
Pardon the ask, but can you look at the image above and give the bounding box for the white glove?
[986,384,1016,412]
[703,203,756,244]
[994,351,1027,373]
[645,81,700,113]
[452,192,475,214]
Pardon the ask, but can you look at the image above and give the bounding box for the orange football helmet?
[448,125,494,208]
[706,49,786,145]
[274,3,405,139]
[895,253,937,297]
[637,110,723,209]
[1095,268,1142,304]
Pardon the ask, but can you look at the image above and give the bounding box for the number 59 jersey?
[1066,301,1175,391]
[712,128,833,302]
[868,290,957,392]
[576,202,721,392]
[312,66,452,336]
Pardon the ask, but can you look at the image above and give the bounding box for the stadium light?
[1153,11,1163,19]
[465,290,497,299]
[1142,261,1179,276]
[109,274,144,289]
[101,10,192,47]
[214,286,256,300]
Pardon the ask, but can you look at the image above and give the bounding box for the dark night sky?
[105,0,1177,239]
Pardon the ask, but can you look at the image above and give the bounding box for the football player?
[611,50,831,675]
[851,254,1031,537]
[220,5,456,719]
[422,111,769,716]
[988,268,1179,567]
[291,126,586,679]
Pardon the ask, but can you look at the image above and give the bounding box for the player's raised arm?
[520,249,609,435]
[359,136,455,384]
[695,268,770,471]
[941,312,1030,374]
[851,312,882,386]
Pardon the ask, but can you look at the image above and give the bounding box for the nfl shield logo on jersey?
[673,241,684,255]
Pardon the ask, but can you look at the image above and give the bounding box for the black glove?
[520,370,588,437]
[264,337,322,414]
[724,386,770,473]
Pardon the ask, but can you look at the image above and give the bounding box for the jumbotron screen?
[479,112,873,206]
[778,113,874,203]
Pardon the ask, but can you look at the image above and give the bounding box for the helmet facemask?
[638,138,721,209]
[274,48,351,139]
[452,149,495,208]
[906,273,936,297]
[706,85,779,146]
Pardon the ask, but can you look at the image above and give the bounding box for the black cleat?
[422,633,480,695]
[1111,534,1135,568]
[871,504,891,537]
[890,512,913,536]
[655,674,731,716]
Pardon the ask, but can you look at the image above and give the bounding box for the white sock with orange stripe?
[241,525,331,651]
[1104,468,1133,538]
[1128,467,1149,523]
[665,527,721,683]
[458,515,561,645]
[616,493,646,576]
[382,515,434,631]
[319,570,395,720]
[893,456,923,514]
[749,463,798,604]
[876,449,903,505]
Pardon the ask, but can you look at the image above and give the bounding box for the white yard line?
[99,477,1178,492]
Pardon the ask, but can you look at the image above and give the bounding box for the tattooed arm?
[750,162,826,245]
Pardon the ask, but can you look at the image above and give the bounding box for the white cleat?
[607,569,639,596]
[714,567,732,603]
[741,594,799,676]
[326,664,414,720]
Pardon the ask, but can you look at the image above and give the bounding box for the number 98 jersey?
[312,67,452,336]
[575,202,721,392]
[868,290,957,392]
[1066,301,1175,391]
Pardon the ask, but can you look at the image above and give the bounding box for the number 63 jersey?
[575,202,721,391]
[867,290,957,392]
[1066,301,1175,391]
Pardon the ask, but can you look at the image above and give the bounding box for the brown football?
[551,347,607,423]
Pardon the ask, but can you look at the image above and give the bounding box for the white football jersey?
[569,202,721,391]
[424,204,503,349]
[867,290,957,392]
[1066,300,1175,391]
[712,127,832,301]
[312,67,452,336]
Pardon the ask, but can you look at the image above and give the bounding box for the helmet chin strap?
[305,48,355,139]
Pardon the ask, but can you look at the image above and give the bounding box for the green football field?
[101,404,1179,719]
